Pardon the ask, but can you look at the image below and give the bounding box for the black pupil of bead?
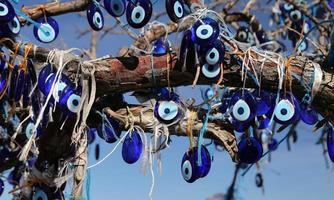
[96,16,100,23]
[237,107,244,115]
[12,21,17,28]
[209,52,215,59]
[208,65,214,71]
[201,29,208,35]
[280,108,288,115]
[113,4,119,11]
[185,168,189,175]
[135,12,141,19]
[38,197,43,200]
[164,108,170,114]
[72,99,79,106]
[177,7,182,13]
[0,7,4,12]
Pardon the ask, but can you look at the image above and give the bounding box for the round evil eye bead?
[0,15,20,37]
[201,63,221,80]
[122,130,143,164]
[152,39,170,56]
[87,3,104,31]
[154,100,182,124]
[230,90,256,123]
[238,137,263,164]
[255,173,263,187]
[104,0,126,17]
[166,0,185,22]
[235,26,252,43]
[0,0,15,23]
[181,150,198,183]
[300,104,318,125]
[32,187,48,200]
[52,74,73,103]
[97,116,121,143]
[274,94,300,125]
[298,40,308,52]
[289,9,302,22]
[126,0,152,29]
[33,17,59,43]
[0,178,4,196]
[280,3,294,16]
[58,86,81,115]
[327,127,334,162]
[268,138,278,151]
[200,40,225,66]
[191,17,219,46]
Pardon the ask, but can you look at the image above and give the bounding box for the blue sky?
[1,0,334,200]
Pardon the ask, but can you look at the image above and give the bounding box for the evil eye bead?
[122,130,143,164]
[191,17,219,46]
[22,73,31,108]
[196,145,211,178]
[24,120,34,138]
[327,127,334,163]
[33,17,59,43]
[201,63,221,80]
[238,137,263,164]
[166,0,185,22]
[298,40,308,52]
[8,65,18,100]
[32,188,48,200]
[236,26,251,43]
[14,70,25,102]
[154,100,181,124]
[126,0,152,29]
[289,10,302,22]
[232,99,251,122]
[0,0,15,22]
[300,105,318,125]
[58,86,81,115]
[104,0,126,17]
[0,15,20,37]
[274,99,295,124]
[219,98,230,114]
[87,3,104,31]
[181,151,197,183]
[201,40,225,65]
[52,75,73,102]
[0,178,3,196]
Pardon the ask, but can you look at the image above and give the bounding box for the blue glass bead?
[300,104,318,125]
[122,130,143,164]
[256,115,270,129]
[14,69,25,102]
[22,72,31,108]
[238,137,263,164]
[32,187,48,200]
[97,116,121,143]
[0,68,7,94]
[219,98,230,114]
[87,3,104,31]
[0,0,15,23]
[191,17,219,46]
[8,65,18,100]
[0,178,3,197]
[200,40,225,66]
[274,93,300,125]
[126,0,152,28]
[88,128,96,145]
[327,127,334,163]
[268,138,278,151]
[154,100,182,124]
[0,15,20,37]
[33,17,59,43]
[166,0,185,22]
[58,86,81,115]
[229,90,256,123]
[27,59,37,84]
[104,0,126,17]
[0,51,7,71]
[152,39,170,56]
[253,90,272,116]
[232,119,250,132]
